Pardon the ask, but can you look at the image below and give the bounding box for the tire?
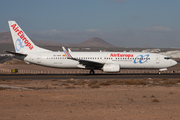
[90,70,95,75]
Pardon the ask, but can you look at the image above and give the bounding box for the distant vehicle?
[6,21,177,74]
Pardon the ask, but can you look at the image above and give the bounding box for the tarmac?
[1,73,180,80]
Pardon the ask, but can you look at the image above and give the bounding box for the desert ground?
[0,58,180,120]
[1,78,180,120]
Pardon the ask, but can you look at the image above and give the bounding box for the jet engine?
[102,63,120,72]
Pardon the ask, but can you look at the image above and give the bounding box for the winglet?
[62,46,72,58]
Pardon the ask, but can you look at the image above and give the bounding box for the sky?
[1,0,180,48]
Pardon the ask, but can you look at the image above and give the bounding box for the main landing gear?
[90,69,95,75]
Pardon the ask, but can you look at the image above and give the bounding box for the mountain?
[0,32,64,46]
[0,32,115,48]
[77,37,115,47]
[0,32,13,44]
[33,40,66,46]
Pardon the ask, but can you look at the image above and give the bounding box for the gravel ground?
[0,79,180,120]
[0,58,180,120]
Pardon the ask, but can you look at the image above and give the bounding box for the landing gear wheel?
[90,70,95,75]
[158,71,161,74]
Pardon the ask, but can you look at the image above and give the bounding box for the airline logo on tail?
[11,24,33,50]
[15,38,25,52]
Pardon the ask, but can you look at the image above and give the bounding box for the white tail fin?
[8,21,51,53]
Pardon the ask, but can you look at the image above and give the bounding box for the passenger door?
[156,55,160,64]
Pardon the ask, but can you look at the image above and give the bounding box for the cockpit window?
[164,57,170,60]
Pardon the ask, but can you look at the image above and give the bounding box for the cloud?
[111,0,125,2]
[144,26,172,32]
[86,29,99,32]
[30,28,180,48]
[31,30,101,44]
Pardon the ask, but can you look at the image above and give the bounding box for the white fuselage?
[8,21,177,73]
[15,51,177,70]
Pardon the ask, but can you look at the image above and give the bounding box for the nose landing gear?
[90,69,95,75]
[158,68,167,74]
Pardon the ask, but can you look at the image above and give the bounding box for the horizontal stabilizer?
[5,51,27,56]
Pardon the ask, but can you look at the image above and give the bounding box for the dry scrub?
[58,78,180,89]
[1,78,180,90]
[152,98,160,102]
[0,87,5,90]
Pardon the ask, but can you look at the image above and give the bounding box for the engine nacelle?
[102,63,120,72]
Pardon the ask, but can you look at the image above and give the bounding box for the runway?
[1,73,180,80]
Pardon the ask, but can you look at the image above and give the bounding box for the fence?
[0,68,178,74]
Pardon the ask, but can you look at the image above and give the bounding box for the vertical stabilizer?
[8,21,51,53]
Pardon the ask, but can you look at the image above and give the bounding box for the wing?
[62,47,104,69]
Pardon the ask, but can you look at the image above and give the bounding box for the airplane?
[6,21,177,74]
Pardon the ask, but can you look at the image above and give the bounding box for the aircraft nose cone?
[172,60,177,66]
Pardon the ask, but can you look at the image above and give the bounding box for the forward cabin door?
[156,55,160,64]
